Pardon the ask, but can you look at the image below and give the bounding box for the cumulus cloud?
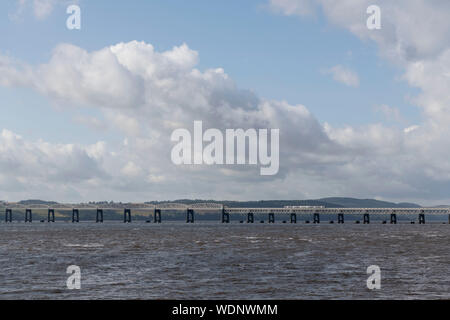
[322,65,360,87]
[374,105,403,123]
[264,0,450,203]
[269,0,317,16]
[0,41,338,201]
[1,0,450,206]
[33,0,57,19]
[0,129,108,200]
[270,0,450,63]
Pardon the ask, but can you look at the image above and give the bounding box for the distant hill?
[316,197,421,208]
[18,200,59,205]
[146,199,340,208]
[147,198,422,208]
[11,197,422,208]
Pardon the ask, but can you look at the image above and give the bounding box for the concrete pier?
[338,213,344,224]
[390,212,397,224]
[313,213,320,224]
[186,209,194,223]
[419,212,426,224]
[48,209,55,223]
[154,209,161,223]
[290,213,297,224]
[123,209,131,223]
[25,209,32,223]
[96,209,103,223]
[268,213,275,223]
[72,209,79,223]
[5,209,12,223]
[221,208,229,223]
[247,212,254,223]
[363,213,370,224]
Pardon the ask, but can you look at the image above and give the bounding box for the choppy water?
[0,222,449,300]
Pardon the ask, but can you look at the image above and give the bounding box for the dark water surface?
[0,222,448,299]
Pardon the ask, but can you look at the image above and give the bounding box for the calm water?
[0,222,448,300]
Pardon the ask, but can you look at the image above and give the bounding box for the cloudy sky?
[0,0,450,205]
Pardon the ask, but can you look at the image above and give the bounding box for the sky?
[0,0,449,205]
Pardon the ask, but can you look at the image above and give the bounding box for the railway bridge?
[2,203,450,224]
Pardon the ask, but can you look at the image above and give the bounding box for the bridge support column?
[419,213,425,224]
[154,209,161,223]
[363,213,370,224]
[247,212,254,223]
[123,209,131,223]
[25,209,32,223]
[290,213,297,224]
[338,213,344,224]
[186,209,194,223]
[72,209,79,223]
[390,213,397,224]
[96,209,103,223]
[5,209,12,223]
[48,209,55,223]
[313,213,320,224]
[268,213,275,224]
[221,208,229,223]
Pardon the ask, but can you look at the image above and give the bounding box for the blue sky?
[0,0,449,204]
[0,0,419,144]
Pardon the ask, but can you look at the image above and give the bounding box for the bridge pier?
[123,209,131,223]
[338,213,344,224]
[48,209,55,223]
[247,212,254,223]
[96,209,103,223]
[154,209,161,223]
[186,209,194,223]
[419,213,426,224]
[313,213,320,224]
[268,213,275,224]
[390,213,397,224]
[72,209,79,223]
[363,213,370,224]
[5,209,12,223]
[25,209,32,223]
[221,208,229,223]
[290,213,297,224]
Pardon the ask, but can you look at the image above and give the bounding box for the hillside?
[7,197,423,208]
[316,197,421,208]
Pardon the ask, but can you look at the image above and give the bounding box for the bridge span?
[1,203,450,224]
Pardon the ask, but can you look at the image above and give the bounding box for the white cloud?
[33,0,57,19]
[74,115,108,131]
[0,129,108,199]
[404,125,419,134]
[323,65,360,87]
[0,41,335,201]
[374,104,402,123]
[1,18,450,203]
[269,0,316,16]
[121,161,142,177]
[11,0,77,20]
[270,0,450,63]
[262,0,450,204]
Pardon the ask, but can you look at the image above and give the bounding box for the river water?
[0,222,448,299]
